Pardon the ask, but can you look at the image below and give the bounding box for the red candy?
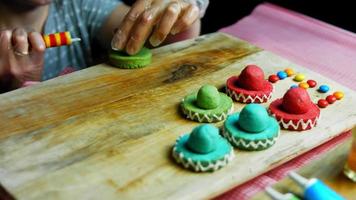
[307,80,317,88]
[237,65,266,90]
[282,88,313,114]
[317,99,329,108]
[326,95,337,104]
[268,74,279,83]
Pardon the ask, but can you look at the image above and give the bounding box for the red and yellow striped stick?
[43,32,81,48]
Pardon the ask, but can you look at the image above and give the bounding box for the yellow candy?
[299,82,309,89]
[333,91,344,100]
[294,73,305,82]
[285,68,295,77]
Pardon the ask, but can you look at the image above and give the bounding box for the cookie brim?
[109,47,152,69]
[223,113,280,150]
[172,134,234,172]
[269,99,320,131]
[226,76,273,103]
[181,93,233,122]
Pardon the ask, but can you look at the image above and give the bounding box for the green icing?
[186,125,218,154]
[109,47,152,69]
[196,85,220,109]
[175,133,232,162]
[238,104,269,133]
[181,92,232,115]
[224,112,279,141]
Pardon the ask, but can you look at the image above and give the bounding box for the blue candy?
[318,85,330,93]
[277,71,288,80]
[290,84,298,89]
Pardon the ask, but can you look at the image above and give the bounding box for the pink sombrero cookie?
[226,65,273,103]
[269,87,320,131]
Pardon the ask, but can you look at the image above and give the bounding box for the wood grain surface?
[0,33,356,200]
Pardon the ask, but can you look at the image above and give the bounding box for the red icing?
[236,65,266,91]
[326,95,337,104]
[282,88,313,114]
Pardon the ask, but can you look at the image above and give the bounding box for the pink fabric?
[217,3,356,199]
[220,3,356,91]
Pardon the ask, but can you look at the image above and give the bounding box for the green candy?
[109,47,152,69]
[186,124,218,154]
[238,104,269,133]
[196,85,221,109]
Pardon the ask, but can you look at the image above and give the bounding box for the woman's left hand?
[111,0,200,55]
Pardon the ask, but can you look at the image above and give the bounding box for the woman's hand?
[0,28,45,91]
[111,0,200,55]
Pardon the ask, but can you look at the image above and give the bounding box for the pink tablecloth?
[217,3,356,200]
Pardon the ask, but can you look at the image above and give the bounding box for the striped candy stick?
[43,32,81,48]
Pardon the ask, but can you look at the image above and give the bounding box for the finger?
[11,28,29,56]
[149,2,181,47]
[28,32,46,54]
[111,0,147,50]
[171,4,199,35]
[0,30,12,75]
[125,6,159,55]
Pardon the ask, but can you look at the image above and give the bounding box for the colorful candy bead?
[43,32,81,48]
[317,99,329,108]
[318,85,330,93]
[285,68,295,77]
[299,82,309,89]
[294,73,305,82]
[307,80,317,88]
[277,71,288,80]
[268,74,279,83]
[326,95,337,104]
[333,91,344,100]
[290,84,298,89]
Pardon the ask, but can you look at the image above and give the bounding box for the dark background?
[122,0,356,34]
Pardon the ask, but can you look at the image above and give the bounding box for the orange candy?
[285,68,295,77]
[333,91,344,100]
[299,82,309,89]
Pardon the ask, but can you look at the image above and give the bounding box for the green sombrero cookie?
[181,85,233,123]
[222,104,280,151]
[172,124,234,172]
[109,47,152,69]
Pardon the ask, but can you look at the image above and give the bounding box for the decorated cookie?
[181,85,233,123]
[269,87,320,131]
[222,104,280,151]
[109,47,152,69]
[172,124,234,172]
[226,65,273,103]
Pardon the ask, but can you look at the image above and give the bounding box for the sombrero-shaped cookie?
[172,124,234,172]
[269,87,320,131]
[181,85,233,123]
[226,65,273,103]
[222,104,280,151]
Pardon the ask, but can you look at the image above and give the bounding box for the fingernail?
[149,36,161,47]
[111,30,124,50]
[171,27,180,35]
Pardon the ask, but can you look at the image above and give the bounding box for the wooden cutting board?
[0,33,356,200]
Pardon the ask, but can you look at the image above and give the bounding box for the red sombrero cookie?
[269,88,320,131]
[226,65,273,103]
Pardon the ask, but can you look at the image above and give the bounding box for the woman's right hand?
[0,28,45,92]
